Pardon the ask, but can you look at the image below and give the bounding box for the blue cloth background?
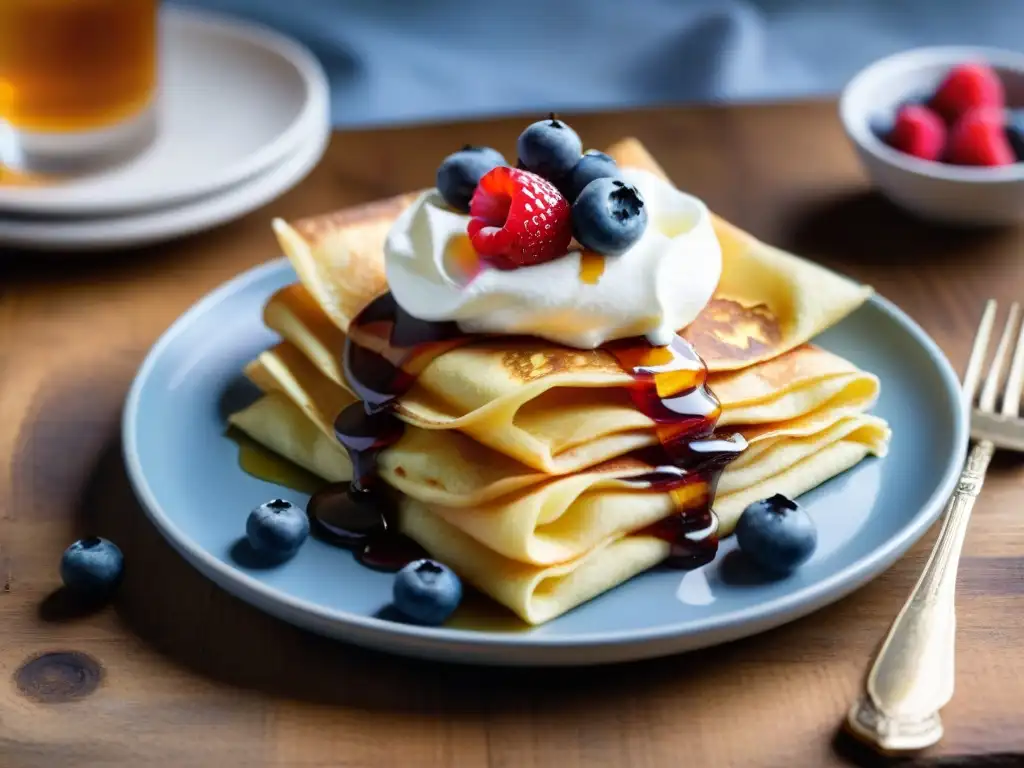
[170,0,1024,127]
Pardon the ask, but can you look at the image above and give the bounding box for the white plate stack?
[0,8,331,252]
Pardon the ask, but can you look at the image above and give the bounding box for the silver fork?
[846,299,1024,755]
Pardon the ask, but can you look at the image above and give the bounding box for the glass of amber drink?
[0,0,159,176]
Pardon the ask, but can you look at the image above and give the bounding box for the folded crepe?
[400,509,672,626]
[262,284,881,474]
[230,393,887,624]
[238,338,885,506]
[230,340,889,554]
[228,136,891,625]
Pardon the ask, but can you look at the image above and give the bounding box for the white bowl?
[840,46,1024,226]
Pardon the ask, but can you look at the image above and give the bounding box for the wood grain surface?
[2,102,1024,768]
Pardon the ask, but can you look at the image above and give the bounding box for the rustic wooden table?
[2,102,1023,768]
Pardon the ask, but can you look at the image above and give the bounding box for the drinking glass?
[0,0,159,177]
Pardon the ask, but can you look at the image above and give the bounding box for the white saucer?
[0,7,329,217]
[0,115,329,251]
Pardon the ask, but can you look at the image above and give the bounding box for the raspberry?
[930,62,1005,124]
[467,166,572,270]
[947,107,1015,166]
[886,104,946,162]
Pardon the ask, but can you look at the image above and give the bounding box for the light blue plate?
[123,259,967,666]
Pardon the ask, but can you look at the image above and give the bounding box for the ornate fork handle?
[846,440,994,754]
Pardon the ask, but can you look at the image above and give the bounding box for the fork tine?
[964,300,997,408]
[1000,302,1024,417]
[979,302,1020,413]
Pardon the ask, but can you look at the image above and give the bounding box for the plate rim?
[0,6,330,216]
[122,258,968,657]
[0,111,329,251]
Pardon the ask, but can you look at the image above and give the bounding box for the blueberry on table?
[735,494,817,575]
[571,177,648,256]
[516,114,583,181]
[245,498,309,560]
[565,149,620,202]
[60,537,124,597]
[393,559,463,626]
[436,145,507,212]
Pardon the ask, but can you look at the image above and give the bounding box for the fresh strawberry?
[467,166,572,270]
[886,104,946,161]
[947,107,1015,166]
[930,62,1005,123]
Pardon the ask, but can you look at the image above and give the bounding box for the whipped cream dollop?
[383,168,722,349]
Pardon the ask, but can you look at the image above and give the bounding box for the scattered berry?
[467,166,572,270]
[392,559,462,625]
[436,145,506,212]
[516,114,583,181]
[947,107,1015,167]
[930,62,1005,124]
[885,104,946,162]
[60,537,124,597]
[564,150,621,202]
[246,498,310,560]
[571,177,648,256]
[1004,108,1024,161]
[735,494,817,575]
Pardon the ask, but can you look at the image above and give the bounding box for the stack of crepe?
[229,138,891,625]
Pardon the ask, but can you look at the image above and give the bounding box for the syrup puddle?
[442,589,531,632]
[228,428,527,629]
[227,428,327,496]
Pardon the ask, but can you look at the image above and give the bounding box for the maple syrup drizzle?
[622,434,746,568]
[307,293,469,571]
[602,333,747,567]
[578,250,606,284]
[306,291,746,574]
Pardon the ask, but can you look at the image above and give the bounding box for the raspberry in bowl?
[840,46,1024,226]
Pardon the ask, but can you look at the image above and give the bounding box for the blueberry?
[60,537,124,597]
[571,177,648,256]
[869,114,893,145]
[516,114,583,181]
[436,145,507,212]
[392,559,462,626]
[564,150,621,202]
[1005,108,1024,162]
[245,498,309,560]
[735,494,817,575]
[899,89,935,109]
